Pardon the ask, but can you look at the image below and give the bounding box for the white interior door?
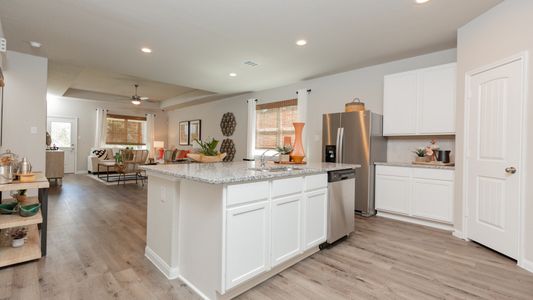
[47,117,77,174]
[466,58,525,259]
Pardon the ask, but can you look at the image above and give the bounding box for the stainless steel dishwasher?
[324,168,356,246]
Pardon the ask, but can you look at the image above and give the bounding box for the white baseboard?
[145,246,179,280]
[519,258,533,274]
[376,211,454,232]
[75,170,88,175]
[452,229,468,240]
[178,275,211,300]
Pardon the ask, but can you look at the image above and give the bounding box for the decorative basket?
[187,153,227,163]
[345,97,365,112]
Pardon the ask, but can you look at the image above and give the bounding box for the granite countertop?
[375,161,455,170]
[141,161,360,184]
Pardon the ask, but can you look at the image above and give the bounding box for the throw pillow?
[92,149,106,158]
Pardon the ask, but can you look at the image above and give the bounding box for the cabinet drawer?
[412,168,454,181]
[227,181,269,206]
[304,173,327,192]
[272,177,303,198]
[376,165,411,177]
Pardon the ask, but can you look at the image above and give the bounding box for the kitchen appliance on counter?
[323,111,387,216]
[323,168,356,246]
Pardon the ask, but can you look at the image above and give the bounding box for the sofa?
[88,148,116,173]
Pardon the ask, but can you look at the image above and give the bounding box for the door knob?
[505,167,517,174]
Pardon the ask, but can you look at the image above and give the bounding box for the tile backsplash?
[386,136,455,163]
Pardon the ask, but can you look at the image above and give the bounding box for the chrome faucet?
[260,149,278,169]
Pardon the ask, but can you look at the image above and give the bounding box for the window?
[106,114,146,146]
[50,121,72,147]
[255,99,298,149]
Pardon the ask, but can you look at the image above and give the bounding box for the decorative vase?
[11,238,25,248]
[415,156,427,163]
[290,122,305,163]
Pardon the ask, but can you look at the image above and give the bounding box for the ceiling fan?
[130,84,149,105]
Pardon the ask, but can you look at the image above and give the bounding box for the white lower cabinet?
[225,200,270,289]
[375,165,454,228]
[224,175,328,290]
[271,195,302,267]
[303,189,328,250]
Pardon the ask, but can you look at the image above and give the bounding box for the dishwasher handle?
[328,169,356,182]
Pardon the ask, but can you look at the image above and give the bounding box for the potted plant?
[188,138,227,163]
[13,189,27,204]
[11,227,27,248]
[276,145,293,163]
[413,148,427,162]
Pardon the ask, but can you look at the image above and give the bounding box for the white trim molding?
[145,246,179,280]
[519,259,533,274]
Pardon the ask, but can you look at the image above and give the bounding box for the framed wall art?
[179,121,189,146]
[189,119,202,144]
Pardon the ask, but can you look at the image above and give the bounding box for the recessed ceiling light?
[141,47,152,53]
[415,0,430,4]
[229,73,237,77]
[29,41,42,48]
[296,40,307,46]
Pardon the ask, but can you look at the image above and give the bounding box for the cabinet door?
[225,201,269,289]
[383,71,418,135]
[271,195,302,267]
[418,63,456,134]
[375,174,410,215]
[412,178,453,223]
[303,189,327,250]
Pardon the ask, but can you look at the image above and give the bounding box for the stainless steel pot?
[0,164,14,184]
[19,157,32,174]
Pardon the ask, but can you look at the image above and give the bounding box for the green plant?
[194,138,219,156]
[11,227,27,239]
[275,145,293,155]
[413,148,426,157]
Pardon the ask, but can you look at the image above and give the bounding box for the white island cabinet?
[141,162,357,300]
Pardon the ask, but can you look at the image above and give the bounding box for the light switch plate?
[30,127,38,134]
[0,38,6,53]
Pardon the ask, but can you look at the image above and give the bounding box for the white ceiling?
[0,0,501,105]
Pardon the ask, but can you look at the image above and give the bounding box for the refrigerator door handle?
[335,128,341,163]
[338,127,344,162]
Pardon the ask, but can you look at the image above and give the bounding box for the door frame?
[47,115,79,174]
[462,52,529,269]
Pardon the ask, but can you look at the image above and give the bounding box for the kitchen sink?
[248,166,303,172]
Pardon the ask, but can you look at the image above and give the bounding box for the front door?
[466,57,525,259]
[47,117,78,174]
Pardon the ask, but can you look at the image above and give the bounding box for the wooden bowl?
[187,153,227,163]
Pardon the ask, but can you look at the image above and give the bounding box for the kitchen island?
[141,161,359,300]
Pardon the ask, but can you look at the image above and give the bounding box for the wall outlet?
[0,38,6,53]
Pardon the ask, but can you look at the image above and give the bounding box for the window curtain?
[246,98,258,160]
[145,113,156,158]
[94,108,107,148]
[296,89,310,158]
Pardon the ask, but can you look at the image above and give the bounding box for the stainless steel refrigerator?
[322,111,387,216]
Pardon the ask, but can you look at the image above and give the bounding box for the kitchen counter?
[375,161,455,170]
[141,161,360,184]
[143,161,359,299]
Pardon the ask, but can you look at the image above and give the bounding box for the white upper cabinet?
[383,71,418,135]
[383,63,457,136]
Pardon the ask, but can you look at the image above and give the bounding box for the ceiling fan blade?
[140,96,149,101]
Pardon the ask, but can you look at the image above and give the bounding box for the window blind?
[106,114,147,145]
[255,99,297,149]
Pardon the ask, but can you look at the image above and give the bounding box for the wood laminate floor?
[0,174,532,299]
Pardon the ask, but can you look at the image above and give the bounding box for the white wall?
[456,0,533,264]
[2,51,48,173]
[47,97,168,172]
[168,49,457,162]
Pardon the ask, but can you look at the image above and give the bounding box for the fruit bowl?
[187,153,227,163]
